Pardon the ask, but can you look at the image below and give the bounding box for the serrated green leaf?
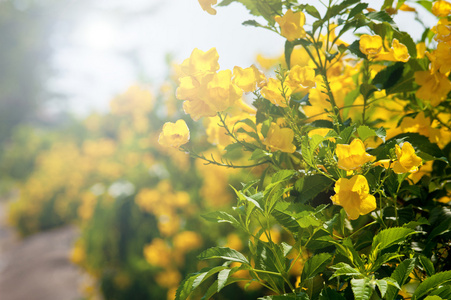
[201,211,242,229]
[176,266,227,300]
[330,262,362,278]
[357,125,378,142]
[301,253,332,282]
[339,126,356,144]
[198,247,249,264]
[419,255,435,277]
[372,227,415,252]
[386,258,415,300]
[295,174,333,203]
[376,279,388,297]
[351,278,373,300]
[413,271,451,299]
[271,169,296,184]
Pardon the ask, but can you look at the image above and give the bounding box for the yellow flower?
[330,175,376,220]
[206,69,242,111]
[359,34,383,57]
[260,78,291,107]
[433,19,451,42]
[275,9,306,41]
[180,48,219,78]
[415,70,451,106]
[158,119,190,148]
[173,231,203,253]
[262,123,296,153]
[232,65,266,93]
[435,42,451,74]
[143,239,172,268]
[198,0,217,15]
[287,65,316,91]
[432,0,451,17]
[360,35,409,62]
[400,112,440,144]
[393,142,422,174]
[336,139,375,171]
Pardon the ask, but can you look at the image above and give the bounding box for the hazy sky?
[47,0,437,116]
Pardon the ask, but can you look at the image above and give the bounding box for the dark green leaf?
[175,266,227,300]
[386,258,415,300]
[319,287,346,300]
[295,175,333,203]
[301,253,332,282]
[419,255,435,277]
[413,271,451,300]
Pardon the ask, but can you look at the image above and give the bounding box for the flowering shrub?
[165,0,451,299]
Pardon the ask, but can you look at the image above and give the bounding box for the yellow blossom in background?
[224,233,243,251]
[261,78,291,107]
[173,231,203,253]
[393,142,423,174]
[198,0,217,15]
[180,48,219,78]
[287,65,316,92]
[262,123,296,153]
[336,139,375,171]
[158,119,190,148]
[331,175,376,220]
[400,112,440,144]
[143,238,172,268]
[275,9,306,41]
[432,0,451,17]
[155,268,182,289]
[232,65,266,92]
[435,42,451,74]
[110,85,154,116]
[399,3,416,11]
[415,70,451,106]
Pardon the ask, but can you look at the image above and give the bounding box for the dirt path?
[0,201,84,300]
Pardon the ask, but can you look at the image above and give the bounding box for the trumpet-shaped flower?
[262,123,296,153]
[198,0,217,15]
[232,65,266,93]
[180,48,219,79]
[393,142,422,174]
[287,65,316,91]
[432,0,451,17]
[275,9,306,41]
[336,139,375,171]
[435,42,451,74]
[158,119,190,148]
[359,34,383,57]
[415,70,451,106]
[331,175,376,220]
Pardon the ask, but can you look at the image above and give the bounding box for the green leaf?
[217,268,232,291]
[339,126,356,144]
[376,279,388,298]
[347,40,367,59]
[271,169,296,184]
[386,258,415,300]
[175,266,227,300]
[242,19,264,28]
[259,293,309,300]
[198,247,249,264]
[201,211,242,229]
[330,262,362,278]
[424,296,444,300]
[372,62,404,91]
[360,83,378,100]
[357,125,378,142]
[412,271,451,300]
[285,40,295,69]
[295,175,333,203]
[319,288,346,300]
[365,11,396,26]
[250,148,271,161]
[301,253,332,282]
[236,118,257,131]
[419,255,435,277]
[349,3,368,19]
[351,278,373,300]
[201,276,246,300]
[371,227,415,252]
[302,4,321,19]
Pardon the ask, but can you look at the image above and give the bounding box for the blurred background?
[0,0,438,299]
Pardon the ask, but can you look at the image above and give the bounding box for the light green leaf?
[357,125,378,142]
[351,278,373,300]
[217,268,232,291]
[424,296,443,300]
[376,279,388,298]
[175,266,227,300]
[201,211,241,229]
[198,247,249,264]
[371,227,415,252]
[330,262,362,278]
[301,253,332,282]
